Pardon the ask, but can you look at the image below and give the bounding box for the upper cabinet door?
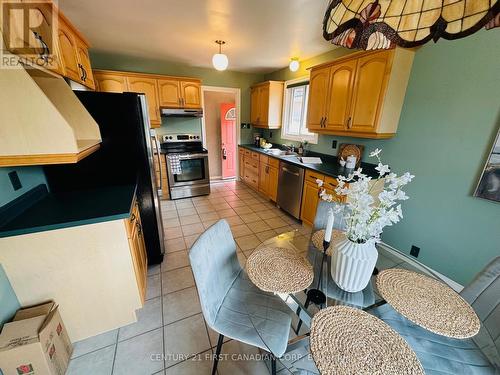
[75,37,95,90]
[3,2,64,75]
[325,60,357,131]
[258,85,270,126]
[250,87,260,124]
[128,76,161,127]
[350,51,391,132]
[306,66,331,131]
[180,81,201,108]
[158,79,181,108]
[57,18,80,82]
[94,72,128,92]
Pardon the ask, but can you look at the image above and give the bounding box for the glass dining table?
[243,229,499,374]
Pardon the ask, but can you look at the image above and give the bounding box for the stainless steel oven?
[162,134,211,200]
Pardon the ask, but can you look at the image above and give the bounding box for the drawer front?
[305,169,325,184]
[245,156,258,169]
[269,157,280,168]
[239,147,245,155]
[259,154,269,165]
[324,176,339,191]
[251,152,259,160]
[244,149,251,157]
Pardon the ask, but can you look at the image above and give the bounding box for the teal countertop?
[239,144,379,179]
[0,184,136,238]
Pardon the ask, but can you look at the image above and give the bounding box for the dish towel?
[168,154,182,175]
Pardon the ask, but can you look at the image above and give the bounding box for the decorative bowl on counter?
[262,143,273,150]
[268,148,281,155]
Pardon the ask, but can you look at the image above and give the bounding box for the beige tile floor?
[67,180,313,375]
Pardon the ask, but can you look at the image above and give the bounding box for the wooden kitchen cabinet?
[158,78,202,109]
[56,17,80,82]
[300,170,325,226]
[127,76,161,127]
[250,81,284,129]
[243,156,259,190]
[180,80,202,108]
[126,202,148,303]
[57,14,95,89]
[267,164,279,202]
[158,78,182,107]
[307,48,414,139]
[306,66,331,131]
[94,71,129,92]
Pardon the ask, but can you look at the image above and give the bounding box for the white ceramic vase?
[331,237,378,293]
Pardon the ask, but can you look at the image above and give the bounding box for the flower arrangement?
[317,148,414,245]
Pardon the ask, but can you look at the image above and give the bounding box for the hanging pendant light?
[289,58,300,72]
[323,0,500,50]
[212,40,228,71]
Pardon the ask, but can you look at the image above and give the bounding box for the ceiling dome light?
[212,40,228,71]
[289,58,300,72]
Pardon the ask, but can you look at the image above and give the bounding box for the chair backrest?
[313,200,348,232]
[460,257,500,367]
[189,219,241,327]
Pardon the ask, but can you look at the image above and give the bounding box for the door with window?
[221,103,236,179]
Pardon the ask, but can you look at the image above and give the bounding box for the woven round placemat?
[311,229,344,256]
[377,269,480,339]
[246,246,313,294]
[310,306,424,375]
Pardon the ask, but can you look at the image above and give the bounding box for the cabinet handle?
[347,117,352,129]
[130,213,136,222]
[32,31,50,62]
[323,116,327,127]
[136,222,142,235]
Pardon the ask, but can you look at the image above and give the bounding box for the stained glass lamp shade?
[323,0,500,50]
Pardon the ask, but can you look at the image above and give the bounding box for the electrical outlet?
[8,171,22,191]
[332,140,337,149]
[410,245,420,258]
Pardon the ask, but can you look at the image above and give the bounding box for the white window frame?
[280,76,318,144]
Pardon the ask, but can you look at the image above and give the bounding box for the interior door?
[220,103,236,179]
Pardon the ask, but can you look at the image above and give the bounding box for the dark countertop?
[239,144,379,179]
[0,184,136,238]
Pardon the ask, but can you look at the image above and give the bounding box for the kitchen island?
[0,183,146,342]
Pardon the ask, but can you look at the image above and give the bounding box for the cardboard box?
[0,301,72,375]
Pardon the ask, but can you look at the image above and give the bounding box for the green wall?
[0,264,19,328]
[266,30,500,285]
[0,167,47,207]
[90,51,265,143]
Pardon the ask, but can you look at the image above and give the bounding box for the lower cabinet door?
[268,166,279,202]
[127,204,148,304]
[258,163,269,195]
[300,181,321,226]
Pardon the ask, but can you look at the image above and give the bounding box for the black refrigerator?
[44,91,165,264]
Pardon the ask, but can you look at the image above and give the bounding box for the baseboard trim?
[379,242,463,292]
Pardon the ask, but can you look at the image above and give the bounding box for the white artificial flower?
[375,163,390,176]
[369,148,382,158]
[316,149,413,244]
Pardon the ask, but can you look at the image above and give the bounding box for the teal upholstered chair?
[189,219,293,375]
[373,257,500,374]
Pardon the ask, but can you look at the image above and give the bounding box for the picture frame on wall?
[474,127,500,203]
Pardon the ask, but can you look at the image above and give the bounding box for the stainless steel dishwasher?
[276,161,305,219]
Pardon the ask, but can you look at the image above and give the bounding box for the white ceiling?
[59,0,337,73]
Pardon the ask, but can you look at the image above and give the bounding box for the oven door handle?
[178,153,208,160]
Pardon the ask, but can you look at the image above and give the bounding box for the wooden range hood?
[0,64,101,167]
